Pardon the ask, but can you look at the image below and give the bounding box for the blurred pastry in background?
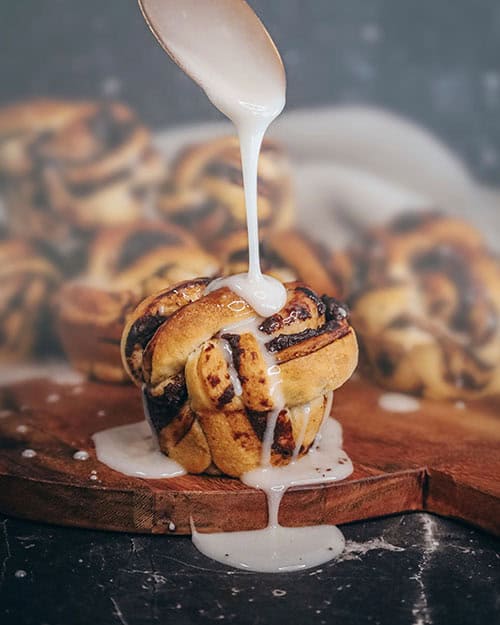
[159,136,294,249]
[56,221,220,383]
[216,229,350,299]
[0,99,91,178]
[121,279,357,476]
[348,212,500,399]
[0,99,167,274]
[0,237,60,361]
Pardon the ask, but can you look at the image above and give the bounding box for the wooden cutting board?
[0,373,498,536]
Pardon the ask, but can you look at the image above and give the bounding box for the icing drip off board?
[193,404,353,572]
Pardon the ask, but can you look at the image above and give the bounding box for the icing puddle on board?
[378,392,421,413]
[93,421,185,479]
[91,0,355,572]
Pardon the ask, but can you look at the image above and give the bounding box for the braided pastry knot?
[121,279,358,477]
[349,212,500,399]
[0,238,60,361]
[160,136,294,249]
[56,221,219,382]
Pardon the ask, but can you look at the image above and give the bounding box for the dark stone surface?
[0,512,498,625]
[1,1,500,182]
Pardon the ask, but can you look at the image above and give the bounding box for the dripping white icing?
[220,338,243,397]
[92,421,185,479]
[242,404,352,494]
[316,391,335,443]
[292,403,312,460]
[139,0,287,315]
[207,274,286,317]
[221,316,285,408]
[378,392,421,413]
[203,94,288,314]
[261,408,282,468]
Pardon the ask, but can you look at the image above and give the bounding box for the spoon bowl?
[137,0,286,122]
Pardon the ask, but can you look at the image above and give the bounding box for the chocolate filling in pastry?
[388,211,441,234]
[116,230,182,271]
[87,104,137,154]
[143,373,188,433]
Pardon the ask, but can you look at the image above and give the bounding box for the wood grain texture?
[0,374,498,535]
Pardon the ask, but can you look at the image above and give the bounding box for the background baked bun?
[56,221,220,383]
[159,136,294,249]
[0,99,93,178]
[0,237,60,361]
[0,99,167,275]
[348,212,500,399]
[121,279,358,477]
[215,229,351,299]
